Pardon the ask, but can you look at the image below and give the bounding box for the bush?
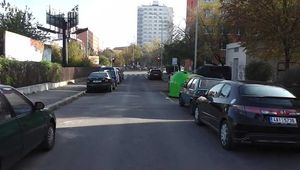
[245,61,273,81]
[278,67,300,86]
[0,58,62,87]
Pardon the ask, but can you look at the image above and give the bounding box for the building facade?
[137,1,173,47]
[186,0,197,33]
[77,29,100,56]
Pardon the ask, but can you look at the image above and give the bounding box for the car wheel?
[219,120,236,150]
[41,123,55,151]
[194,107,204,125]
[179,95,185,107]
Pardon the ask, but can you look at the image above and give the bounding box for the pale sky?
[7,0,187,49]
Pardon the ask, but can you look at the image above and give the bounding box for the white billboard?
[5,31,45,62]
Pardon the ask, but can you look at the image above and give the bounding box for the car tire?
[219,120,236,150]
[194,106,204,125]
[179,95,185,107]
[41,123,55,151]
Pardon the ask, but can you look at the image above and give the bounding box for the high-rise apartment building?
[137,1,173,47]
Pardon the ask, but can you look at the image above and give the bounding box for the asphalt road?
[13,71,300,170]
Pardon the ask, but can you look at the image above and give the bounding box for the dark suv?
[148,69,163,80]
[196,65,232,80]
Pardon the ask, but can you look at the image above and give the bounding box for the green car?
[0,85,56,170]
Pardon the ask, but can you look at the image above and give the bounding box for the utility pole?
[86,29,89,57]
[194,0,199,73]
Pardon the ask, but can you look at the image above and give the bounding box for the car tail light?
[233,105,300,116]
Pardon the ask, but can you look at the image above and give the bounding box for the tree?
[68,40,85,66]
[192,1,228,66]
[51,44,62,64]
[163,27,194,66]
[0,0,48,41]
[222,0,300,70]
[98,55,110,66]
[142,40,161,66]
[120,44,142,66]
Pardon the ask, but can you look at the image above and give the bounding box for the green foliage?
[0,58,62,87]
[51,44,62,64]
[68,40,85,67]
[245,61,273,82]
[99,55,110,66]
[278,67,300,86]
[222,0,300,69]
[142,40,161,66]
[0,0,49,41]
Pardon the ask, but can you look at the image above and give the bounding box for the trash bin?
[168,71,191,98]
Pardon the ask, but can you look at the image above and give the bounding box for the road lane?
[13,71,300,170]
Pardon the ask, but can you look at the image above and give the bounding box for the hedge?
[0,57,62,87]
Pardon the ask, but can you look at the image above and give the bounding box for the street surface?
[13,71,300,170]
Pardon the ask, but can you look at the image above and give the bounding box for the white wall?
[226,42,247,81]
[5,31,44,62]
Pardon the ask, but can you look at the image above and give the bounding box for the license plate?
[93,80,102,83]
[269,117,297,125]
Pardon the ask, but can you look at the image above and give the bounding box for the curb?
[17,77,87,95]
[45,91,86,111]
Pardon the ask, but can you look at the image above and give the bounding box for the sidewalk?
[26,82,86,111]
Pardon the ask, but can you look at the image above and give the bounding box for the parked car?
[0,85,56,170]
[194,80,300,150]
[99,67,120,84]
[86,72,115,92]
[196,65,232,80]
[116,67,125,81]
[148,69,163,80]
[179,75,222,115]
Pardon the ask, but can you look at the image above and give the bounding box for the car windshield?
[88,72,108,78]
[151,70,161,73]
[240,84,295,98]
[199,79,221,89]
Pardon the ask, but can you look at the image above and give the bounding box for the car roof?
[220,80,284,88]
[0,84,13,91]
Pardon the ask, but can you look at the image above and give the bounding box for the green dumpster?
[168,71,191,98]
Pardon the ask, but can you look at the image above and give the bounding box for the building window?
[204,0,215,3]
[204,9,213,17]
[234,47,239,52]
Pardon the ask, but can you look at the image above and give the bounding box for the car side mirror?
[207,96,213,103]
[34,102,45,110]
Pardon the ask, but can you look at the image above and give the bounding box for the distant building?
[186,0,197,33]
[77,29,100,55]
[137,0,174,47]
[226,42,247,81]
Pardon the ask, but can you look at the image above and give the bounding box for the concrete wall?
[226,42,247,81]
